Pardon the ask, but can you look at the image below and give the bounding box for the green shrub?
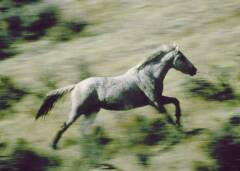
[6,15,22,37]
[186,76,236,101]
[3,4,59,40]
[0,47,16,60]
[48,21,88,42]
[28,6,58,39]
[0,0,41,7]
[208,116,240,171]
[0,1,12,12]
[193,161,213,171]
[0,31,11,49]
[79,126,112,168]
[0,142,60,171]
[0,1,87,59]
[0,3,59,59]
[136,153,150,167]
[48,24,73,41]
[0,75,27,110]
[21,5,59,40]
[10,0,41,6]
[0,31,16,59]
[126,115,184,147]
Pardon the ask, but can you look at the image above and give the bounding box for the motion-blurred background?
[0,0,240,171]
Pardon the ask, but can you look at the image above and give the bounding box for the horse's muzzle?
[190,67,197,76]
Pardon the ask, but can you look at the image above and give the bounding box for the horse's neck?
[151,60,172,82]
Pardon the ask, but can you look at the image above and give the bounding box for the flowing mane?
[135,44,177,70]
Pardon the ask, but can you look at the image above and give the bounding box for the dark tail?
[36,84,75,120]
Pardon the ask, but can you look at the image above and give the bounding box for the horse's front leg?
[159,96,181,126]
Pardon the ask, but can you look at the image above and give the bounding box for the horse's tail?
[35,84,76,120]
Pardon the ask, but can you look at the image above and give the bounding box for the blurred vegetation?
[136,152,151,167]
[0,0,41,7]
[48,20,88,42]
[208,115,240,171]
[0,75,27,112]
[193,161,213,171]
[4,5,58,40]
[0,0,88,59]
[0,31,17,59]
[79,126,112,167]
[0,140,60,171]
[0,1,59,59]
[186,74,237,101]
[125,115,185,147]
[72,126,115,170]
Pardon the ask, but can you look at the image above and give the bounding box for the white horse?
[36,44,197,149]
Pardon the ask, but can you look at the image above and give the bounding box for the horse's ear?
[175,46,179,52]
[172,43,179,52]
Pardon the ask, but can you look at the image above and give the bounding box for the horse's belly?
[100,91,149,111]
[101,100,148,111]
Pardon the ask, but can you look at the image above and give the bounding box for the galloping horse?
[36,44,197,149]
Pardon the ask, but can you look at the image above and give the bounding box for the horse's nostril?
[191,67,197,76]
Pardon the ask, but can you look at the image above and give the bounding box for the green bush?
[208,116,240,171]
[25,6,58,40]
[0,31,11,49]
[48,21,88,42]
[186,76,236,101]
[2,4,59,40]
[79,126,112,168]
[0,31,16,59]
[136,153,150,167]
[193,161,213,171]
[10,0,41,6]
[0,142,60,171]
[0,1,87,59]
[0,75,27,110]
[0,0,41,7]
[0,3,59,59]
[126,115,184,147]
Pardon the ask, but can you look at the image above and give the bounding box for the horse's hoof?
[52,144,58,150]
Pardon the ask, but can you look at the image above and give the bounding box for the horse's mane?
[134,44,177,71]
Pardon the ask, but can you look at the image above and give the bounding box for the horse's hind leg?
[52,108,80,150]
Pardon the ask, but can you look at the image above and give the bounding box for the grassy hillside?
[0,0,240,170]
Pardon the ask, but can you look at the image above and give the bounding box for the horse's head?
[172,45,197,76]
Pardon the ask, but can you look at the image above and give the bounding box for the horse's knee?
[172,98,180,106]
